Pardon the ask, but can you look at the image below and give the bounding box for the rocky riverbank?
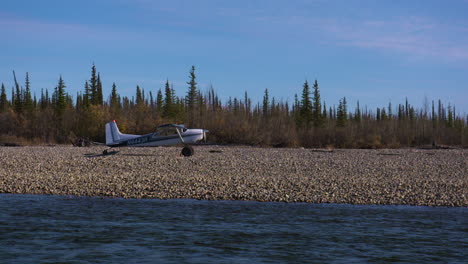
[0,146,466,206]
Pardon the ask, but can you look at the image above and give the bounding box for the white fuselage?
[105,121,206,147]
[120,129,205,147]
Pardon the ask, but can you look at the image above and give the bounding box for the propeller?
[203,129,209,143]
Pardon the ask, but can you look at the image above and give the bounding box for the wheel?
[103,149,108,155]
[181,145,194,157]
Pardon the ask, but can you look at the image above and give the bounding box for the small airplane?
[103,120,208,156]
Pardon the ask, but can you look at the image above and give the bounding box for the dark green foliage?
[398,104,404,121]
[381,108,387,121]
[447,105,454,128]
[337,97,347,127]
[244,91,251,114]
[312,80,323,127]
[387,102,392,119]
[53,75,67,116]
[186,66,197,125]
[0,83,7,112]
[409,106,415,122]
[322,101,327,121]
[11,87,15,108]
[96,73,103,106]
[90,64,98,105]
[13,71,23,114]
[263,88,269,118]
[24,73,33,112]
[109,82,120,115]
[0,66,466,147]
[354,101,361,123]
[83,81,90,107]
[40,89,51,110]
[299,80,311,126]
[163,80,174,118]
[136,85,144,106]
[156,89,164,115]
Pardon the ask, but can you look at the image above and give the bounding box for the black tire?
[181,146,194,157]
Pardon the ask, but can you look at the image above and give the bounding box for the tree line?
[0,65,467,148]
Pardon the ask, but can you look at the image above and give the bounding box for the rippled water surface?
[0,194,466,263]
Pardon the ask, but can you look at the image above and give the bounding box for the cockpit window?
[155,127,178,137]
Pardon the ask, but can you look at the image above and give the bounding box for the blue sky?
[1,0,467,114]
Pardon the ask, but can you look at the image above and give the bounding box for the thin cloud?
[323,17,468,61]
[226,11,468,62]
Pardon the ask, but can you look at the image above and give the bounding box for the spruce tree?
[270,97,276,116]
[355,101,361,123]
[300,80,312,126]
[78,81,86,108]
[45,89,50,109]
[312,79,322,127]
[110,82,120,113]
[381,108,387,121]
[0,83,7,112]
[156,89,163,114]
[11,87,15,109]
[293,93,299,112]
[343,97,347,119]
[322,101,327,120]
[405,98,409,118]
[76,92,82,111]
[387,102,392,119]
[447,105,454,128]
[438,100,443,122]
[136,85,144,106]
[13,70,23,114]
[54,75,67,116]
[90,64,98,105]
[149,91,154,109]
[97,73,103,106]
[409,106,415,123]
[197,90,205,123]
[186,66,198,117]
[262,88,269,118]
[398,104,404,121]
[336,97,347,127]
[163,80,174,118]
[24,72,33,112]
[244,91,251,114]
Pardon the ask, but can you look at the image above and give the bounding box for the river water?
[0,194,466,263]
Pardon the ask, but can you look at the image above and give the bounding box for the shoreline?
[0,146,466,207]
[2,193,467,209]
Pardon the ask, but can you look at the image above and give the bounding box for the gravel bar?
[0,146,466,207]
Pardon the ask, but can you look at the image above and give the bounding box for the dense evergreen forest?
[0,65,467,148]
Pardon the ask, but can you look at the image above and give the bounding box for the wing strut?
[175,128,185,144]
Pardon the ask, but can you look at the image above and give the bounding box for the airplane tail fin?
[105,120,122,145]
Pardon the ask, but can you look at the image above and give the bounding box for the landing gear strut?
[181,145,194,157]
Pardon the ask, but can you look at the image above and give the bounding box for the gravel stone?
[0,146,466,206]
